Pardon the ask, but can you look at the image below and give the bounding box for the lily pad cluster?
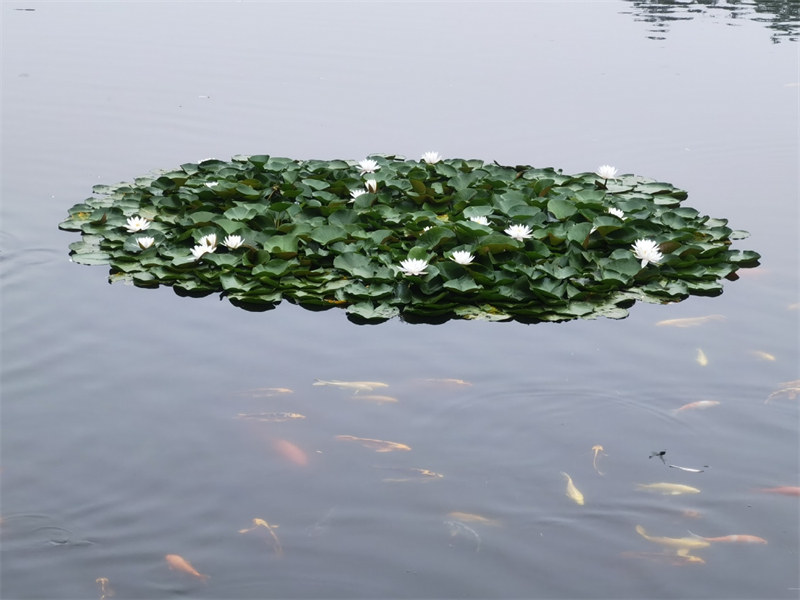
[58,154,760,324]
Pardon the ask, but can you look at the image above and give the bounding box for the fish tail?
[686,530,706,540]
[635,525,648,539]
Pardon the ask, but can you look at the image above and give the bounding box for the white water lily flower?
[421,151,442,164]
[223,235,243,249]
[398,258,429,276]
[596,165,618,180]
[450,250,475,265]
[198,233,217,248]
[607,207,624,219]
[349,189,367,202]
[469,216,489,226]
[365,179,378,193]
[204,181,218,188]
[359,159,379,174]
[125,216,150,232]
[504,224,533,241]
[136,236,155,249]
[631,238,663,267]
[191,244,215,260]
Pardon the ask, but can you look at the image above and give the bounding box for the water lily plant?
[60,154,760,324]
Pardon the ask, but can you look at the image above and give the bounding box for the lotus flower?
[398,258,429,276]
[450,251,475,265]
[223,235,243,249]
[359,159,379,174]
[469,216,489,226]
[198,233,217,248]
[504,224,533,241]
[421,151,442,164]
[349,189,367,202]
[191,244,215,260]
[596,165,618,180]
[136,236,155,250]
[125,216,150,232]
[607,207,624,219]
[631,238,663,267]
[365,179,378,193]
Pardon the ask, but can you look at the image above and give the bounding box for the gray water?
[2,2,798,599]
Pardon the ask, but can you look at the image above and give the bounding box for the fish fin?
[635,525,647,538]
[686,530,706,540]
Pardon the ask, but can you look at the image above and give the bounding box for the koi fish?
[681,509,703,519]
[95,577,114,599]
[674,400,720,413]
[379,467,444,482]
[690,532,767,544]
[636,483,700,495]
[446,512,501,527]
[165,554,209,582]
[635,525,710,560]
[620,550,704,566]
[765,380,800,404]
[335,435,411,452]
[668,464,705,473]
[444,520,481,552]
[236,412,306,422]
[239,518,283,556]
[236,387,294,397]
[751,350,776,361]
[350,395,398,404]
[655,314,725,328]
[757,486,800,496]
[591,445,606,475]
[422,378,473,387]
[695,348,709,367]
[272,438,308,466]
[313,379,389,392]
[561,472,585,505]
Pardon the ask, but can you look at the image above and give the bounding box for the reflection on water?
[621,0,799,42]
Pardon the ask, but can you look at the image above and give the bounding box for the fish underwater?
[236,412,306,422]
[95,577,114,600]
[655,314,726,328]
[165,554,209,582]
[239,518,283,556]
[765,380,800,404]
[695,348,709,366]
[349,394,398,404]
[690,532,767,544]
[674,400,720,413]
[335,435,411,452]
[635,525,709,563]
[756,486,800,496]
[751,350,776,362]
[636,483,701,495]
[421,378,473,387]
[313,379,389,392]
[444,520,481,552]
[446,512,501,527]
[235,387,294,398]
[379,467,444,483]
[272,438,309,466]
[561,472,585,505]
[591,445,607,475]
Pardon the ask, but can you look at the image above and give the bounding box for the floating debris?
[655,315,726,328]
[236,412,306,422]
[561,472,585,505]
[335,435,411,452]
[649,450,667,464]
[636,483,700,495]
[165,554,209,582]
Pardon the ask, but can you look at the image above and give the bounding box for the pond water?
[2,2,798,599]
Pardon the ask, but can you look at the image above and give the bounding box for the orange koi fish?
[165,554,209,582]
[272,438,309,466]
[757,486,800,496]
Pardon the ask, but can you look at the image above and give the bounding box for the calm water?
[2,2,798,599]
